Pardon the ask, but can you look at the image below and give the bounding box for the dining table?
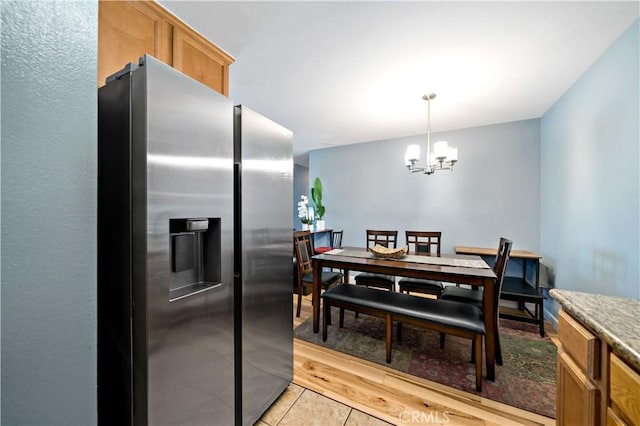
[311,247,500,381]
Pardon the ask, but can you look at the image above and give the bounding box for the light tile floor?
[257,383,392,426]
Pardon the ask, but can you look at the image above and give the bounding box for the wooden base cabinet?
[557,309,640,426]
[98,0,233,95]
[557,350,600,426]
[609,353,640,425]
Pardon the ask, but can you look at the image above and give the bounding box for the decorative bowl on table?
[370,244,409,259]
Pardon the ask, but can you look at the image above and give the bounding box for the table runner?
[324,248,490,269]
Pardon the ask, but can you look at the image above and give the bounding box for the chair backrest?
[331,230,343,249]
[365,230,398,250]
[405,231,441,256]
[492,237,513,304]
[293,231,314,277]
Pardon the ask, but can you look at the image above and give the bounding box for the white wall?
[309,119,540,253]
[1,1,98,424]
[540,19,639,300]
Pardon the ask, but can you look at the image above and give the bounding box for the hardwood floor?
[283,292,557,426]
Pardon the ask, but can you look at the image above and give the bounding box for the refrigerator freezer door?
[235,105,294,425]
[141,56,235,426]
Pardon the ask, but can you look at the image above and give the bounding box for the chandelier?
[404,93,458,174]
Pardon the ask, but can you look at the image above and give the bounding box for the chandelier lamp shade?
[404,93,458,174]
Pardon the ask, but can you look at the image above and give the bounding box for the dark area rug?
[294,309,556,418]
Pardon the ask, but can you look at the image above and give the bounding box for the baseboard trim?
[544,308,558,331]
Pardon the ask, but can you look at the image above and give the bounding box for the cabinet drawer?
[558,309,600,379]
[610,353,640,425]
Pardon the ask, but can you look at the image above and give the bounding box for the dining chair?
[294,230,343,317]
[440,237,513,365]
[331,230,343,250]
[397,231,444,298]
[440,236,511,304]
[354,230,398,291]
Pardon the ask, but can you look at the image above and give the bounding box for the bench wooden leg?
[385,314,392,363]
[474,334,483,392]
[339,307,344,328]
[322,301,329,342]
[538,301,545,337]
[496,332,503,366]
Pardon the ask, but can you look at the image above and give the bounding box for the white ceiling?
[159,1,638,165]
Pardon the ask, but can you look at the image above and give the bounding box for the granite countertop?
[550,289,640,372]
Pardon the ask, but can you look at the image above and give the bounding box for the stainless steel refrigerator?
[98,55,293,426]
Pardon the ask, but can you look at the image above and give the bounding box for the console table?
[310,228,333,249]
[454,246,545,336]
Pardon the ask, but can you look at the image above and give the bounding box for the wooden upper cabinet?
[173,26,230,95]
[98,1,166,86]
[98,0,233,96]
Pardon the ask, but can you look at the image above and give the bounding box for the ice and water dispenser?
[169,218,221,302]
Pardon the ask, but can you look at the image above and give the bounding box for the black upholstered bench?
[321,284,486,391]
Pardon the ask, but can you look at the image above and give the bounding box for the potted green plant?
[311,177,326,230]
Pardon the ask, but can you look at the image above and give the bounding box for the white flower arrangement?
[297,195,311,224]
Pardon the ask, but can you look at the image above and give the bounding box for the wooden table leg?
[322,299,329,341]
[483,276,496,381]
[312,259,321,333]
[343,268,350,283]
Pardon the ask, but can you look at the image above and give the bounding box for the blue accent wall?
[1,1,98,423]
[309,119,541,254]
[540,19,639,301]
